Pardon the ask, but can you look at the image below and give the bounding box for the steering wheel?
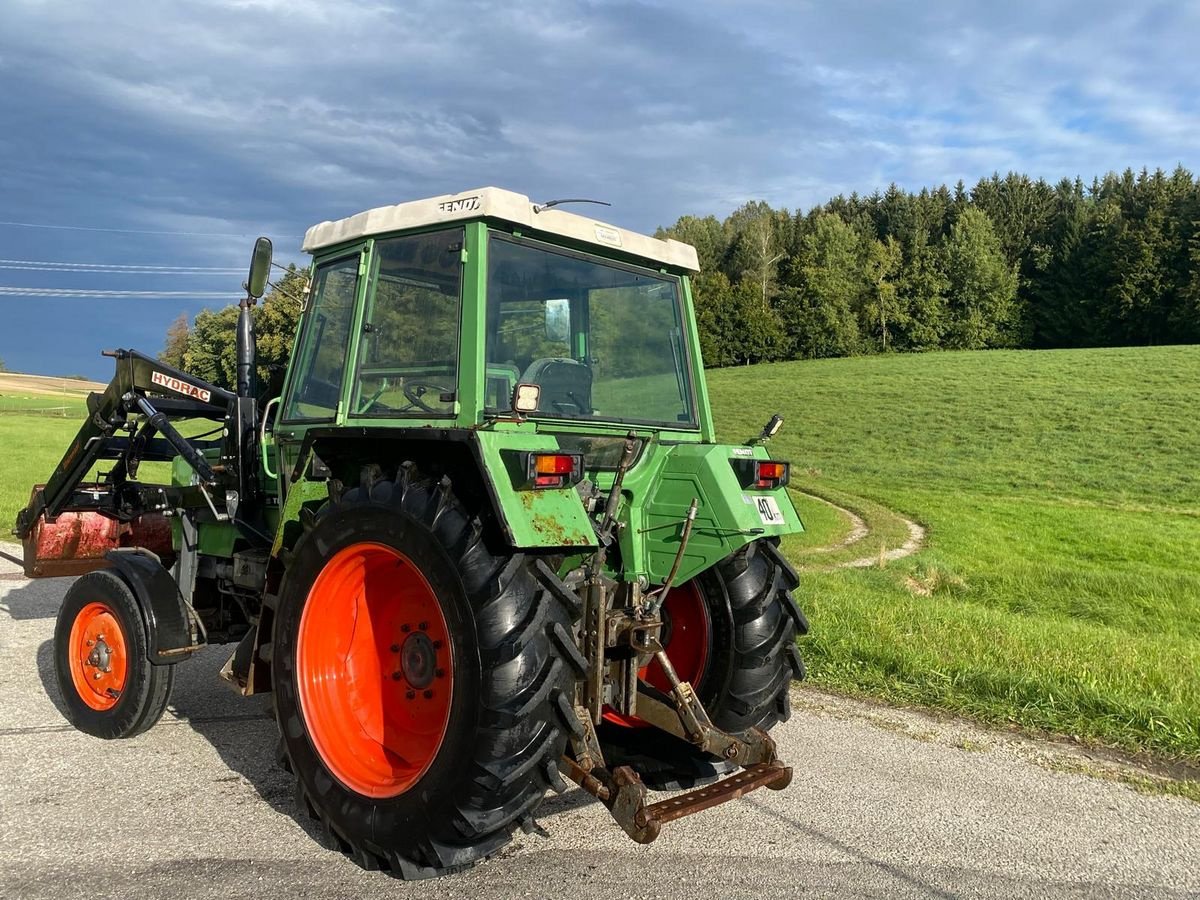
[402,379,453,413]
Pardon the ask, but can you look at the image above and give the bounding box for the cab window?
[352,229,463,417]
[281,254,359,422]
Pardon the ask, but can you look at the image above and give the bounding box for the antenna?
[532,198,612,214]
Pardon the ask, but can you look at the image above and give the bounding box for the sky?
[1,0,1198,379]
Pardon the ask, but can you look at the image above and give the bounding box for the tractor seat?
[520,357,593,416]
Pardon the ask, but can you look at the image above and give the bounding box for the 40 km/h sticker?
[754,496,784,526]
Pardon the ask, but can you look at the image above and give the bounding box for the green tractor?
[15,189,808,878]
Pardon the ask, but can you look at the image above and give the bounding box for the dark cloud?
[0,0,1196,377]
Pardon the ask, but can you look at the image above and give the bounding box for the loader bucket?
[20,485,173,578]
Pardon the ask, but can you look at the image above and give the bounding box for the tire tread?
[274,463,579,879]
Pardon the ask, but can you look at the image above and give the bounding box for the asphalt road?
[2,551,1197,899]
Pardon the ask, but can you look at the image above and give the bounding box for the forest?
[165,167,1200,385]
[659,166,1200,366]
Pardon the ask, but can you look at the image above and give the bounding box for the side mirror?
[544,298,570,343]
[245,236,273,300]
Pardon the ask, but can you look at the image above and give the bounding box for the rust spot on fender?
[517,490,592,547]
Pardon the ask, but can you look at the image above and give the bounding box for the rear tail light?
[753,460,789,489]
[523,452,583,489]
[732,458,790,490]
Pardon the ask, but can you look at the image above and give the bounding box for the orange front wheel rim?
[296,542,454,799]
[68,602,129,711]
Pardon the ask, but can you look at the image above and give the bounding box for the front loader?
[15,188,809,878]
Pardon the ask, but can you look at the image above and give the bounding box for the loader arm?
[14,349,236,540]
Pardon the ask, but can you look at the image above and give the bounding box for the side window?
[282,255,359,422]
[352,229,463,417]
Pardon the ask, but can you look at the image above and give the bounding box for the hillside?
[709,345,1200,763]
[0,373,105,397]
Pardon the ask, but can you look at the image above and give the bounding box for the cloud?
[0,0,1197,376]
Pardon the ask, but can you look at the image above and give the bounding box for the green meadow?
[709,345,1200,763]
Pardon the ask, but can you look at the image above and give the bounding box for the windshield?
[485,234,696,428]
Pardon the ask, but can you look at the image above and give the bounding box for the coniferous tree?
[785,213,865,358]
[941,208,1019,349]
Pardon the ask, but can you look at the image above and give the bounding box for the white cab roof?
[302,187,699,272]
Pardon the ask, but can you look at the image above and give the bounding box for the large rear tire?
[702,538,808,734]
[53,570,174,739]
[600,537,806,788]
[271,464,583,878]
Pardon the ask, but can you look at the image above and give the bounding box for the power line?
[0,220,288,239]
[0,258,243,272]
[0,288,233,298]
[0,265,241,275]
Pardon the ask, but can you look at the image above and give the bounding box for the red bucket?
[20,486,174,578]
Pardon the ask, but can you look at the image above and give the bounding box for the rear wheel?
[271,465,583,878]
[53,570,174,739]
[600,538,807,787]
[703,538,807,731]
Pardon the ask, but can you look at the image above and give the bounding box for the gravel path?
[2,551,1197,899]
[794,490,928,569]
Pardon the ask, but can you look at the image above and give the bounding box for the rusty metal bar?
[560,755,611,802]
[584,580,606,724]
[562,754,793,844]
[637,762,793,829]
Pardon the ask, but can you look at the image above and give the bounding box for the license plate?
[755,496,784,526]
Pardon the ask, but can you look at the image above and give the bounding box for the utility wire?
[0,220,290,239]
[0,258,243,272]
[0,288,232,298]
[0,265,241,275]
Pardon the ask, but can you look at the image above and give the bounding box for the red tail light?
[753,461,789,489]
[731,457,790,490]
[523,452,583,489]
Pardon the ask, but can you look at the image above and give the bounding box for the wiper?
[532,198,612,213]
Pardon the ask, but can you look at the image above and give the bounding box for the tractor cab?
[277,189,709,469]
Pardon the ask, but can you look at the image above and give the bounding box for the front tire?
[271,465,583,878]
[53,570,174,739]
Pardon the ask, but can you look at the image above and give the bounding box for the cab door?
[274,246,366,489]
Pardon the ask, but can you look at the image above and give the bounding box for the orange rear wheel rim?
[68,602,129,711]
[643,579,710,693]
[603,578,711,728]
[296,542,454,799]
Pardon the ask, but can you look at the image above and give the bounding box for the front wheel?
[53,570,174,739]
[271,466,582,878]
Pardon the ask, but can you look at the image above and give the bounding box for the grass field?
[709,345,1200,764]
[2,348,1197,767]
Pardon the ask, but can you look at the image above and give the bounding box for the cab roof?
[302,187,700,272]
